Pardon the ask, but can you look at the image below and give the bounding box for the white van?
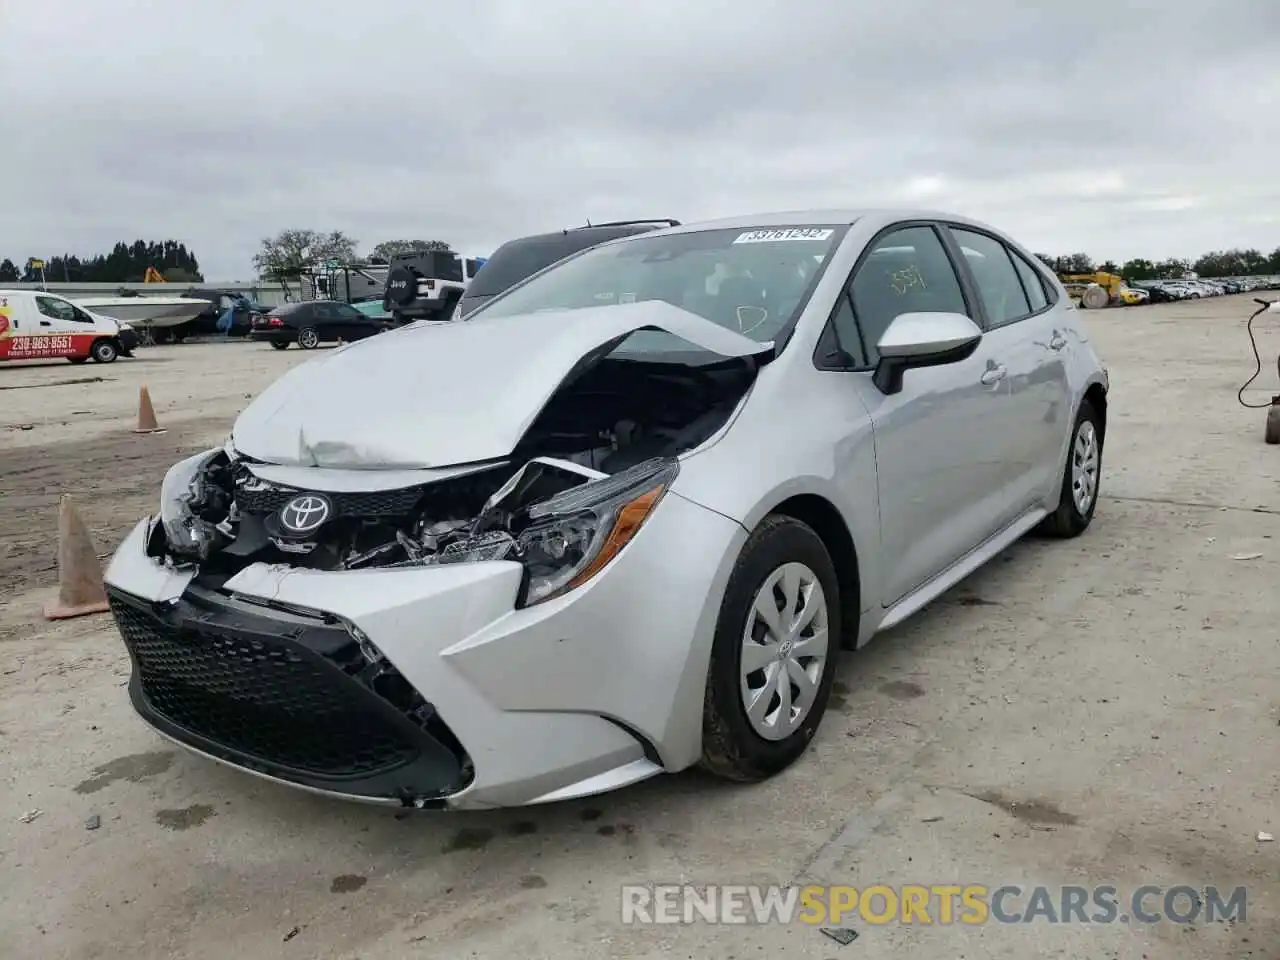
[0,289,133,364]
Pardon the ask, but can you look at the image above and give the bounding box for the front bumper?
[108,584,469,803]
[103,491,747,809]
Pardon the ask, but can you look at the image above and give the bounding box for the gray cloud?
[3,0,1278,278]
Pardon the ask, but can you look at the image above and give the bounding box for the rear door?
[833,223,1013,604]
[944,226,1071,518]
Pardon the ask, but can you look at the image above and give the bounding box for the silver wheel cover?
[739,561,830,741]
[1071,420,1099,515]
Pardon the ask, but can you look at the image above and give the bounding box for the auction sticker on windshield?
[734,228,834,244]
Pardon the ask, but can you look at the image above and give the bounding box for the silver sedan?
[103,209,1108,809]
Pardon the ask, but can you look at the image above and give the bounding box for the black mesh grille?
[110,597,420,778]
[235,485,422,518]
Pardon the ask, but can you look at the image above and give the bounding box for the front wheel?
[1039,399,1103,538]
[90,339,119,364]
[297,326,320,349]
[700,515,841,782]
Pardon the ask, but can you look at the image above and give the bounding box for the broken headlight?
[158,449,226,559]
[515,457,678,607]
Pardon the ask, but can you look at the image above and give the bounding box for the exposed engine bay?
[152,354,759,603]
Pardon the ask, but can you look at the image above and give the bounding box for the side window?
[69,306,95,324]
[822,292,868,367]
[848,226,967,364]
[1009,250,1050,312]
[465,258,479,279]
[35,297,75,322]
[950,229,1031,327]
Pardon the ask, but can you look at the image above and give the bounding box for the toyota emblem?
[278,493,332,536]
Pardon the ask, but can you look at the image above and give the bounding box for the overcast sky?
[2,1,1278,280]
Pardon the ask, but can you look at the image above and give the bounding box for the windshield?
[475,225,847,348]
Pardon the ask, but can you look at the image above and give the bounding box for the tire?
[385,267,418,306]
[1039,399,1103,538]
[700,514,841,782]
[151,329,172,345]
[297,326,320,349]
[89,339,118,364]
[68,357,89,365]
[1082,285,1110,309]
[270,340,289,351]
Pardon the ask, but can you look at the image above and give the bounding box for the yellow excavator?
[143,266,165,283]
[1057,272,1146,308]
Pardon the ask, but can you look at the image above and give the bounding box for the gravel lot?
[1,298,1278,959]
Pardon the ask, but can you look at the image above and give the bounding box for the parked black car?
[249,300,392,350]
[456,219,682,319]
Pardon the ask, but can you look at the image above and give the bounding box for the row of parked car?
[1130,275,1280,303]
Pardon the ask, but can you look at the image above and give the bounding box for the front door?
[3,295,95,360]
[840,224,1013,605]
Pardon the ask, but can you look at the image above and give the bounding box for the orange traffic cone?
[43,495,110,621]
[133,385,164,434]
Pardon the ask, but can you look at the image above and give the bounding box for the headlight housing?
[159,449,227,558]
[512,457,678,607]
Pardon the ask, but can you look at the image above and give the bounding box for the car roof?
[635,208,1009,239]
[501,222,669,245]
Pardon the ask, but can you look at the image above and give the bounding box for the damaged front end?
[154,450,679,608]
[112,344,762,806]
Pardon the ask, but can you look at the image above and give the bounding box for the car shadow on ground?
[144,530,1054,871]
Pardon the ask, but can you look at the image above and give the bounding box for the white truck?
[0,289,136,363]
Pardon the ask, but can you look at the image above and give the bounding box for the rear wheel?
[1039,399,1102,538]
[270,340,289,351]
[90,339,118,364]
[700,515,841,782]
[297,326,320,349]
[1081,285,1110,309]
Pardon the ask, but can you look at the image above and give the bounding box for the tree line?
[251,230,452,282]
[0,240,204,284]
[1034,247,1280,281]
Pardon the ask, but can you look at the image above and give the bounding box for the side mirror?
[872,312,982,396]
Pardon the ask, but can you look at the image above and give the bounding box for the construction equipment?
[143,266,165,283]
[1057,272,1146,309]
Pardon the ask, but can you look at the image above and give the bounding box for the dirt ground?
[1,299,1278,959]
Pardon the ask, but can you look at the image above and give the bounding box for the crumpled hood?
[231,301,771,469]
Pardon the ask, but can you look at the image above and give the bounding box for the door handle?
[39,320,51,326]
[980,365,1007,386]
[1048,333,1067,351]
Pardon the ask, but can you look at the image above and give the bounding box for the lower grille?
[107,589,466,793]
